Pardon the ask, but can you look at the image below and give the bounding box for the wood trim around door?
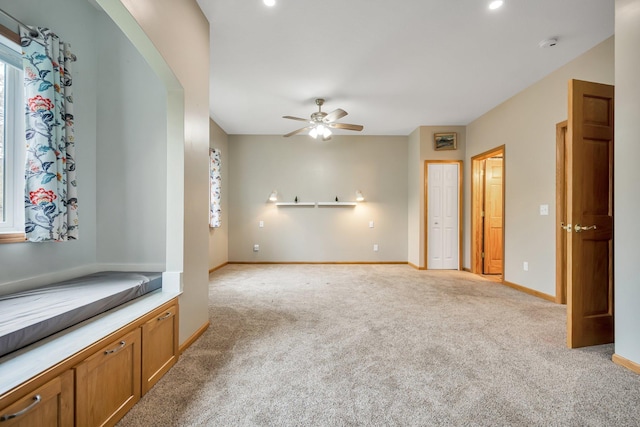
[555,120,568,304]
[471,146,505,276]
[424,160,463,270]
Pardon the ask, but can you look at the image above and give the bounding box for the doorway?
[424,161,462,270]
[471,146,505,278]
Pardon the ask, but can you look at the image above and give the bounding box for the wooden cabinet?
[0,370,73,427]
[75,329,141,427]
[141,304,178,395]
[1,298,178,427]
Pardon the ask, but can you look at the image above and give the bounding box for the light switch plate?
[259,220,264,228]
[369,221,374,228]
[539,204,549,216]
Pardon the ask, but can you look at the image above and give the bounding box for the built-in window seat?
[0,272,180,425]
[0,272,163,359]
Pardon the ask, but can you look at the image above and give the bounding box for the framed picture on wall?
[434,132,457,151]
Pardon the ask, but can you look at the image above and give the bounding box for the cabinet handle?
[0,394,41,421]
[104,341,126,355]
[157,312,172,321]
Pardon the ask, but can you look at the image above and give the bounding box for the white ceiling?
[196,0,614,136]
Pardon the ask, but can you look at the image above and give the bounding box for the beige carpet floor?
[118,264,640,426]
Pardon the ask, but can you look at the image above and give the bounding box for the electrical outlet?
[373,244,379,252]
[369,221,374,228]
[539,204,549,216]
[523,261,529,271]
[253,244,259,252]
[259,220,264,228]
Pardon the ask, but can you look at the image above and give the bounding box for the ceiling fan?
[283,98,364,141]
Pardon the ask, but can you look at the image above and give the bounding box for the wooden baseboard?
[179,321,210,354]
[462,267,471,272]
[613,353,640,375]
[502,280,556,302]
[228,261,408,265]
[209,262,228,274]
[408,262,420,270]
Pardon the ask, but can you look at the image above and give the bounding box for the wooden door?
[427,163,459,270]
[483,158,503,274]
[566,79,614,349]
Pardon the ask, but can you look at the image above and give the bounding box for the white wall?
[0,0,210,345]
[407,126,466,269]
[228,135,408,262]
[95,10,167,270]
[465,37,614,296]
[419,126,466,269]
[117,0,210,344]
[0,0,99,293]
[209,119,228,270]
[407,128,420,267]
[614,0,640,366]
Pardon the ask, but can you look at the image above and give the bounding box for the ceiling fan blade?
[328,123,364,131]
[284,126,312,137]
[323,108,348,123]
[283,115,311,123]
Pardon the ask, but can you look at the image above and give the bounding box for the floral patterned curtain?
[209,148,221,228]
[21,28,78,242]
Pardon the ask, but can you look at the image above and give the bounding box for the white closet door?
[428,164,459,270]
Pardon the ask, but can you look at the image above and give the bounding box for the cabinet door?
[75,328,141,427]
[141,303,178,395]
[0,370,73,427]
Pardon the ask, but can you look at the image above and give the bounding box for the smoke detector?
[538,38,558,48]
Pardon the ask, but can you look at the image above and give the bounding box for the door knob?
[575,224,597,233]
[560,222,571,232]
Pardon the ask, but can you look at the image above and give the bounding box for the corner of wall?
[209,119,230,270]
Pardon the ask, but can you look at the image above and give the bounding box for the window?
[0,32,25,240]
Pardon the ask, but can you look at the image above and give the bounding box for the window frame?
[0,26,25,243]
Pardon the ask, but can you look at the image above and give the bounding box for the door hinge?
[481,211,485,217]
[481,252,485,258]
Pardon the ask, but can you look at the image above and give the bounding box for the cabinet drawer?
[0,370,73,427]
[141,304,178,395]
[75,328,141,427]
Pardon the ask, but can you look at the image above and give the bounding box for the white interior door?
[428,163,459,269]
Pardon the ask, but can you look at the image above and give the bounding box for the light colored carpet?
[118,264,640,426]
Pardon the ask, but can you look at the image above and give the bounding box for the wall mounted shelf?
[275,202,316,207]
[317,202,357,207]
[274,202,359,207]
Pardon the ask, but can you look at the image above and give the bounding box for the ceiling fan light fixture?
[283,98,363,139]
[489,0,504,10]
[263,0,276,7]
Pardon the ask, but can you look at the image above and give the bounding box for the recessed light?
[489,0,504,10]
[263,0,276,6]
